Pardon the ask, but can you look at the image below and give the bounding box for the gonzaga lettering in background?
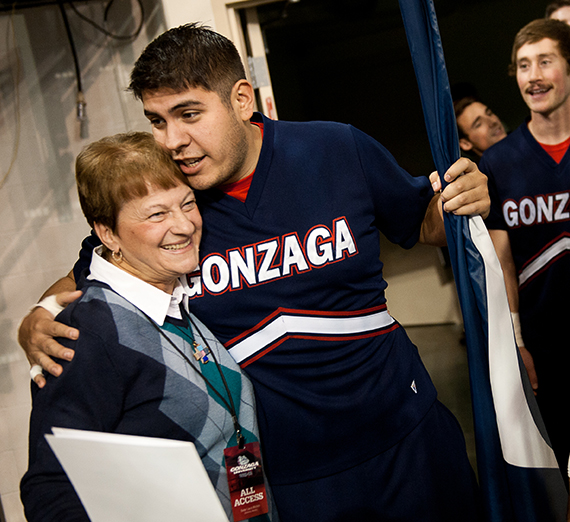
[502,190,570,228]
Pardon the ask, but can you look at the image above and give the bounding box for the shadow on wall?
[0,495,6,522]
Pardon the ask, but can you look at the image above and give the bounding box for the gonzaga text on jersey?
[188,217,358,296]
[502,190,570,228]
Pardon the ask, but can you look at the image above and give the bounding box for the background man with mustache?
[479,18,570,483]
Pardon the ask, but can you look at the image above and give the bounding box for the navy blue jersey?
[480,121,570,356]
[187,114,438,485]
[480,119,570,478]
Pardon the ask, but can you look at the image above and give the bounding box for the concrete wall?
[0,2,166,518]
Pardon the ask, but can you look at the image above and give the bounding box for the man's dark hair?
[129,23,247,104]
[546,1,570,18]
[509,18,570,76]
[453,96,478,139]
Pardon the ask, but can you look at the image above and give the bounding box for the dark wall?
[258,0,546,175]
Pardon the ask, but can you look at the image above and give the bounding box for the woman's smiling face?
[97,181,202,293]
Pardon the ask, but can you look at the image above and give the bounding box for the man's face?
[516,38,570,117]
[142,86,253,191]
[457,102,507,156]
[550,6,570,25]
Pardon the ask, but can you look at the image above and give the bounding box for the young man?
[454,96,507,158]
[479,18,570,481]
[19,24,490,521]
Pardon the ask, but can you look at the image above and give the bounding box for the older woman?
[20,132,278,522]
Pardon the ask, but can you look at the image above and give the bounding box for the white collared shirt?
[87,246,192,326]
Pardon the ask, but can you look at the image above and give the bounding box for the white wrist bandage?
[32,295,65,317]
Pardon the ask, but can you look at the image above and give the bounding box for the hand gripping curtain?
[398,1,567,520]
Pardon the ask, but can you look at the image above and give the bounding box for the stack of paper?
[46,428,229,522]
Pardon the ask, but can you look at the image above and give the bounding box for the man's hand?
[18,290,82,388]
[421,158,490,246]
[430,157,490,219]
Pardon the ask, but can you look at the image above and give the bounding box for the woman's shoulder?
[58,281,139,334]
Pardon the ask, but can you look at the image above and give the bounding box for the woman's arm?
[21,305,123,522]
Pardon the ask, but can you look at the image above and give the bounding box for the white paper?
[46,427,229,522]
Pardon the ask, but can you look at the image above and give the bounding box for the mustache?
[526,82,551,94]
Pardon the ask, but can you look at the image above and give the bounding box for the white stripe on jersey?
[519,235,570,287]
[227,309,395,364]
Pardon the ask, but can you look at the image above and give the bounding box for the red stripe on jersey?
[225,304,389,348]
[240,322,400,368]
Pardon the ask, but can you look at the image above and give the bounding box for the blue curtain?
[398,1,568,520]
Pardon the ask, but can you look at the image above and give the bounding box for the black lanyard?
[140,304,245,449]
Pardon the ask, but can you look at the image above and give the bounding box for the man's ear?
[93,222,120,253]
[459,138,474,152]
[232,79,255,121]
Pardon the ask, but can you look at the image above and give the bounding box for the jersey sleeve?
[349,126,434,248]
[20,302,123,522]
[73,230,102,284]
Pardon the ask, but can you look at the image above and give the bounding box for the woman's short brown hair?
[76,132,190,231]
[509,18,570,76]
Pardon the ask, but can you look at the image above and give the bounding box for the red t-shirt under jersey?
[538,135,570,163]
[219,122,264,202]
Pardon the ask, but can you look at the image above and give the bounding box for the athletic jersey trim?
[226,305,398,366]
[518,231,570,287]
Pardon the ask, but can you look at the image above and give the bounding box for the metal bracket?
[247,56,270,89]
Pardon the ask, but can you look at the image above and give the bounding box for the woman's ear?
[93,222,120,253]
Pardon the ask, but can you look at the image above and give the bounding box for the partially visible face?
[550,6,570,25]
[104,182,202,293]
[142,86,251,191]
[457,102,507,156]
[516,37,570,116]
